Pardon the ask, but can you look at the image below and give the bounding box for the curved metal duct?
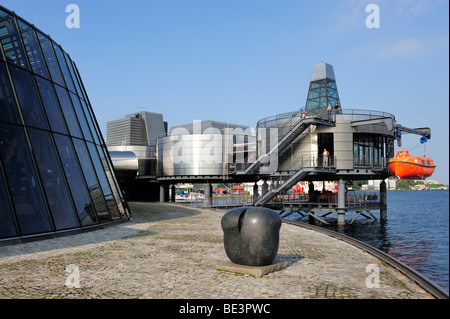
[109,151,138,183]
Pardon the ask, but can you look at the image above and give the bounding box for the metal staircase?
[237,114,334,176]
[254,169,311,206]
[253,156,336,206]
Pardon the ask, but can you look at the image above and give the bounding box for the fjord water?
[289,190,449,292]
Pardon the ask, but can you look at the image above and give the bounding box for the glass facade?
[353,134,386,168]
[305,79,341,116]
[0,6,130,242]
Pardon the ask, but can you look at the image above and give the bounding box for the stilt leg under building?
[171,184,176,202]
[160,184,169,202]
[337,179,346,226]
[380,180,387,220]
[205,182,213,207]
[253,182,259,203]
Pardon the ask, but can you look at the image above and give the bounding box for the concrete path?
[0,202,433,299]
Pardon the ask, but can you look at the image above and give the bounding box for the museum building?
[0,6,130,244]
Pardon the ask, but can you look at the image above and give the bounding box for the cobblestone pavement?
[0,202,433,299]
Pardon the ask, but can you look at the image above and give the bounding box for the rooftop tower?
[304,62,341,115]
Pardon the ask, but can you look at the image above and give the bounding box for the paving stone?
[0,202,434,299]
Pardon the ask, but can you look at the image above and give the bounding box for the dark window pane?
[81,99,100,145]
[72,138,111,222]
[70,92,92,142]
[64,52,82,96]
[0,9,29,69]
[9,65,48,129]
[17,19,49,78]
[55,85,82,138]
[97,145,127,218]
[0,62,22,124]
[70,61,87,101]
[37,31,64,86]
[86,142,120,220]
[0,163,18,238]
[28,128,80,230]
[53,42,76,93]
[35,76,68,134]
[0,123,52,235]
[53,134,97,226]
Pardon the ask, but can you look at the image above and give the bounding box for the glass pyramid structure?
[0,5,130,244]
[304,62,341,116]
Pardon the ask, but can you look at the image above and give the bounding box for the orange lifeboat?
[388,150,436,180]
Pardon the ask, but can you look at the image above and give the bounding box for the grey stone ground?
[0,202,433,299]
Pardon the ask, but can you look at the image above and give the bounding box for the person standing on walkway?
[326,104,332,119]
[322,148,329,167]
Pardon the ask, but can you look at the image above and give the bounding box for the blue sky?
[2,0,449,184]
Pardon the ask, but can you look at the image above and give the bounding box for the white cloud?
[377,38,424,57]
[394,0,446,16]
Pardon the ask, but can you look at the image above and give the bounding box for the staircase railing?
[254,155,336,206]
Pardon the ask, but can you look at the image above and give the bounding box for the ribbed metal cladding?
[107,117,144,146]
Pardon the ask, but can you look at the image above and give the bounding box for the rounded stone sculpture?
[221,207,282,266]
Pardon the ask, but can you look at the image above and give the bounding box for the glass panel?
[9,65,48,129]
[98,145,127,218]
[35,76,68,134]
[70,61,87,101]
[69,92,92,142]
[53,134,97,226]
[0,163,18,238]
[0,123,52,235]
[28,128,80,230]
[72,138,111,222]
[86,142,120,219]
[81,99,100,145]
[52,42,76,93]
[55,85,82,138]
[37,31,64,86]
[0,62,22,125]
[0,9,29,69]
[64,52,82,96]
[17,19,49,78]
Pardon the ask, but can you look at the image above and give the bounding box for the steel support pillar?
[261,180,268,196]
[170,184,176,202]
[205,182,213,207]
[380,180,387,220]
[337,179,346,225]
[159,184,169,202]
[253,182,259,203]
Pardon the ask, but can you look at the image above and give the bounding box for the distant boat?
[388,150,436,180]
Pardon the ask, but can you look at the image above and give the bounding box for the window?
[52,42,76,93]
[353,134,385,167]
[0,9,29,69]
[0,163,18,238]
[28,128,80,230]
[70,92,93,142]
[55,85,82,138]
[35,76,68,134]
[17,19,49,78]
[0,123,53,235]
[37,31,64,86]
[9,65,48,130]
[0,62,22,125]
[72,138,111,222]
[53,133,98,226]
[86,142,120,220]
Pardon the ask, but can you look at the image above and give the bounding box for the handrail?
[257,108,395,127]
